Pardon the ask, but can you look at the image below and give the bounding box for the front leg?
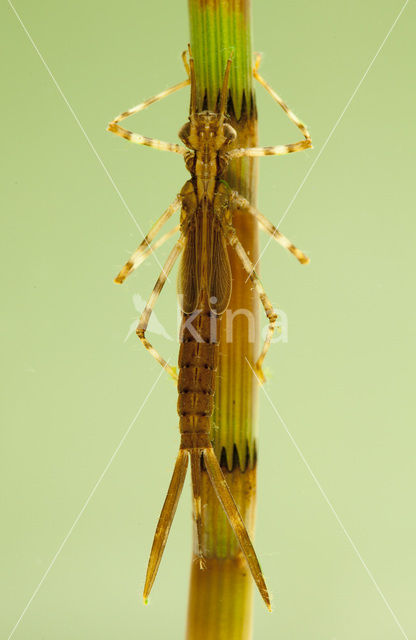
[107,62,190,155]
[229,53,312,160]
[253,52,311,142]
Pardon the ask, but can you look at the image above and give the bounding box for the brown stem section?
[187,467,257,640]
[187,1,259,638]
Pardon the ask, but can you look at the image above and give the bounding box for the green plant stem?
[186,2,259,638]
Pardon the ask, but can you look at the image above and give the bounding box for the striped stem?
[186,2,260,638]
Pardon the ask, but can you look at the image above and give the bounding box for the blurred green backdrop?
[1,1,415,638]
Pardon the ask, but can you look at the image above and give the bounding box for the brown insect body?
[176,93,237,499]
[177,302,217,445]
[108,47,312,612]
[142,58,271,609]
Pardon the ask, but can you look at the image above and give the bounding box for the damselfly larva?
[108,46,311,611]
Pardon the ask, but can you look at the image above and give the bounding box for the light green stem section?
[188,0,253,119]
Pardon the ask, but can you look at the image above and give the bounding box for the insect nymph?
[107,47,311,610]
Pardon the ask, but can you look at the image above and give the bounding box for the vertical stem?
[186,2,259,639]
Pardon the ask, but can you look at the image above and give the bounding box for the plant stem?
[186,2,259,638]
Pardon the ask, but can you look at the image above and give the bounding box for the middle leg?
[230,191,310,264]
[115,196,181,284]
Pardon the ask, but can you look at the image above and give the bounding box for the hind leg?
[224,225,278,383]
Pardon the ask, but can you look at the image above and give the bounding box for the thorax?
[193,146,219,202]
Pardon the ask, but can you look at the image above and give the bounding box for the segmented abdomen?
[177,303,218,438]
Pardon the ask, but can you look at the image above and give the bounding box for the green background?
[1,1,415,638]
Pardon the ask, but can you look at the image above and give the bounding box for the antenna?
[188,44,196,116]
[219,54,233,117]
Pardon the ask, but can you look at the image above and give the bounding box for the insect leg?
[143,449,189,603]
[115,196,181,284]
[229,55,311,160]
[253,52,311,141]
[229,139,311,159]
[230,192,309,264]
[107,75,190,155]
[190,450,205,569]
[127,225,180,273]
[203,447,271,611]
[224,225,277,383]
[137,236,185,381]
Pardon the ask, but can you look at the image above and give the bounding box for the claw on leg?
[254,361,266,385]
[253,51,262,73]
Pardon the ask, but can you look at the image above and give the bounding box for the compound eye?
[223,123,237,143]
[179,122,191,146]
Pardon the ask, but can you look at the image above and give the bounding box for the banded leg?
[231,192,309,264]
[253,52,311,142]
[115,196,181,284]
[230,138,311,159]
[137,236,185,381]
[143,450,189,603]
[224,225,277,383]
[229,54,312,160]
[128,225,180,273]
[190,450,205,570]
[107,63,190,154]
[203,447,271,611]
